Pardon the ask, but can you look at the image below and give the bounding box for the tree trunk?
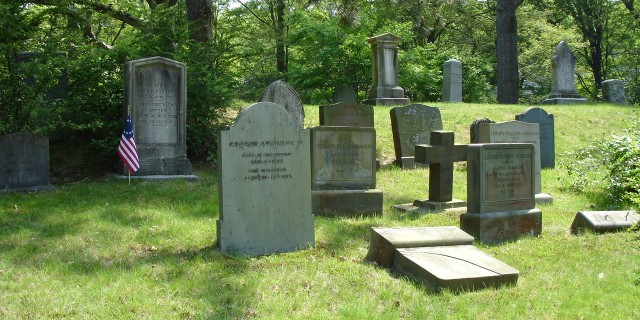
[186,0,213,42]
[496,0,519,104]
[275,0,287,73]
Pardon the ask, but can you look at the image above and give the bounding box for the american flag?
[117,115,139,173]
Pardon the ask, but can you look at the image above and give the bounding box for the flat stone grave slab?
[365,226,474,267]
[217,102,314,256]
[393,246,519,292]
[570,211,639,234]
[390,104,442,168]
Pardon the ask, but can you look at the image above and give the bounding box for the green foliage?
[561,117,640,209]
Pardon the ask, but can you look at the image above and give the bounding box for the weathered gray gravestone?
[124,56,194,178]
[333,84,357,103]
[570,211,639,234]
[259,80,305,127]
[460,143,543,244]
[543,41,587,104]
[601,79,627,105]
[363,33,410,106]
[217,102,314,255]
[442,59,462,102]
[390,104,443,168]
[311,126,383,216]
[478,121,553,204]
[469,118,494,143]
[319,101,374,127]
[516,107,555,168]
[365,226,518,292]
[394,131,466,212]
[0,133,53,193]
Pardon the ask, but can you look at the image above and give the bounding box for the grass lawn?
[1,102,639,319]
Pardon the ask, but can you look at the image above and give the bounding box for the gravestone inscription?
[217,102,314,255]
[124,56,193,177]
[0,133,52,193]
[390,104,443,168]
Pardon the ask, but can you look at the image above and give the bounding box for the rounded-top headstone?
[258,80,305,128]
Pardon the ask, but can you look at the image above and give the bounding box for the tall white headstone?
[442,59,462,102]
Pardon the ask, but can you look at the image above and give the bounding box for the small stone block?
[460,209,542,244]
[365,226,474,267]
[412,199,467,210]
[312,189,383,217]
[535,193,553,204]
[393,245,519,292]
[570,211,639,234]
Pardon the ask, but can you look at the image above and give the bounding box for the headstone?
[442,59,462,102]
[543,41,587,104]
[319,101,374,127]
[363,33,410,106]
[460,143,543,244]
[311,126,383,216]
[570,211,639,234]
[332,84,357,103]
[259,80,305,127]
[394,131,466,212]
[217,102,314,255]
[389,104,443,168]
[124,56,194,178]
[515,107,555,168]
[365,226,518,292]
[478,120,552,204]
[469,118,494,143]
[0,133,53,193]
[601,79,626,104]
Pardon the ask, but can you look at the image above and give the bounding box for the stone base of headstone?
[365,226,474,267]
[412,199,466,210]
[460,209,542,244]
[312,189,383,216]
[365,226,518,292]
[363,98,410,106]
[114,174,198,181]
[392,157,426,169]
[394,246,519,292]
[134,158,193,176]
[570,211,639,234]
[542,97,587,105]
[535,193,553,204]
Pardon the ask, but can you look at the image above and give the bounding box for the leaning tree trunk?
[496,0,520,104]
[186,0,213,42]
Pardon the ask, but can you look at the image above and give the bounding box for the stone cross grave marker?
[363,33,410,106]
[319,101,374,127]
[543,41,587,104]
[461,143,542,244]
[390,104,443,168]
[311,126,383,216]
[601,79,627,104]
[442,59,462,102]
[478,120,552,204]
[332,83,357,103]
[1,133,53,193]
[515,107,555,168]
[259,80,305,127]
[124,56,194,178]
[217,102,314,255]
[365,226,519,292]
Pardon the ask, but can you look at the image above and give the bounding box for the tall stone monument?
[442,59,462,102]
[601,79,626,104]
[217,102,314,255]
[363,33,410,106]
[543,41,587,104]
[124,56,194,178]
[259,80,305,127]
[0,133,53,193]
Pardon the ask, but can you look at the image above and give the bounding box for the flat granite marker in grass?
[394,131,466,212]
[217,102,314,255]
[365,226,519,292]
[310,126,383,216]
[460,143,542,244]
[570,211,639,234]
[390,104,443,168]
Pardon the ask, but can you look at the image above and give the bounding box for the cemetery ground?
[1,103,639,319]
